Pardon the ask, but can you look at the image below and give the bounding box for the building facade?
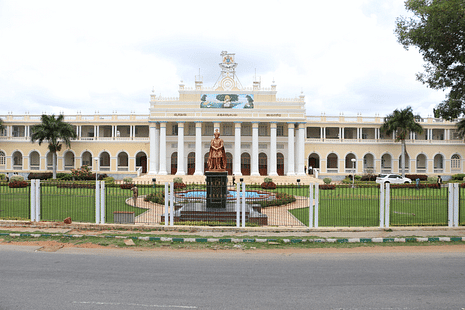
[0,52,464,180]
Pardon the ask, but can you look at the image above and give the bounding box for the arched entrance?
[99,152,110,171]
[64,151,75,170]
[259,153,267,176]
[241,153,251,176]
[308,153,319,175]
[187,152,195,175]
[277,153,284,176]
[171,152,177,175]
[226,152,233,175]
[30,151,40,170]
[136,151,147,173]
[117,152,129,171]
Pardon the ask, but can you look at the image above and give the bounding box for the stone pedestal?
[205,171,228,209]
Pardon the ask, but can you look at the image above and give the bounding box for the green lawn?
[0,184,462,226]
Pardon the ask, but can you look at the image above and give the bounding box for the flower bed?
[8,181,28,188]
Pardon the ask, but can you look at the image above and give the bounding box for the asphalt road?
[1,246,464,310]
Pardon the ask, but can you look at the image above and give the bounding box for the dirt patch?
[1,239,465,254]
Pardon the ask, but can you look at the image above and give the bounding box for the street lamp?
[351,158,356,188]
[152,178,156,189]
[297,179,301,187]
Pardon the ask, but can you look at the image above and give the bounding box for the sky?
[0,0,447,118]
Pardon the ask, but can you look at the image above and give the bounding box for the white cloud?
[0,0,446,118]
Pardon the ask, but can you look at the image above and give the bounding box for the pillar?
[176,122,185,175]
[234,122,242,176]
[194,122,203,175]
[287,123,295,176]
[251,122,260,176]
[148,123,158,174]
[158,122,167,175]
[297,123,306,176]
[269,122,278,176]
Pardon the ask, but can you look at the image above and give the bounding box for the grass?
[1,184,463,227]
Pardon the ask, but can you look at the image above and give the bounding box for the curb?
[1,232,464,244]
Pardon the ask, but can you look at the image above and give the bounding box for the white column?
[194,122,203,175]
[297,123,306,176]
[287,123,295,176]
[148,123,158,174]
[233,122,242,176]
[158,122,167,175]
[269,122,278,176]
[130,125,133,140]
[251,122,260,176]
[176,122,185,175]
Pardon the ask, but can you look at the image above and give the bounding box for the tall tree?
[30,114,77,179]
[381,107,423,178]
[0,118,4,133]
[395,0,465,124]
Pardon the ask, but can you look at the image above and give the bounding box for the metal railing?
[0,181,463,228]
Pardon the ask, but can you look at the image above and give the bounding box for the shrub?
[144,192,165,204]
[360,174,377,181]
[71,165,92,180]
[261,181,276,189]
[451,174,465,181]
[8,181,28,188]
[0,174,5,180]
[257,192,296,208]
[10,175,24,182]
[405,174,428,181]
[123,177,133,183]
[427,176,438,183]
[103,176,115,184]
[319,184,336,190]
[120,183,134,189]
[264,177,273,183]
[56,173,73,181]
[173,177,183,184]
[323,177,331,184]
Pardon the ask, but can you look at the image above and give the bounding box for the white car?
[375,174,412,184]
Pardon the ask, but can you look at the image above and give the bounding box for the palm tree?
[0,118,4,133]
[30,114,77,179]
[380,107,423,178]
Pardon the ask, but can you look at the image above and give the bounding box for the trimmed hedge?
[261,182,276,189]
[8,181,28,188]
[405,174,428,181]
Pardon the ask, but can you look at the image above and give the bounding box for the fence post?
[30,179,36,221]
[164,182,168,226]
[100,181,105,224]
[385,183,390,228]
[30,179,40,222]
[95,181,100,224]
[314,183,319,228]
[379,183,385,228]
[241,182,246,228]
[236,182,240,227]
[454,183,459,227]
[169,181,174,226]
[308,184,314,228]
[448,183,459,227]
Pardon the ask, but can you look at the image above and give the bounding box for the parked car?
[375,174,412,184]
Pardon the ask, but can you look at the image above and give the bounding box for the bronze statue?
[207,129,227,171]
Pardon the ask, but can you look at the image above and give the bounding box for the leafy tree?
[30,114,77,179]
[381,107,423,178]
[0,118,4,133]
[395,0,465,126]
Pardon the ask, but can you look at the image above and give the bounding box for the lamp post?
[297,179,301,187]
[94,158,99,182]
[152,178,156,189]
[351,158,356,188]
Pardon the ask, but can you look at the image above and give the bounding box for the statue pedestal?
[205,171,228,209]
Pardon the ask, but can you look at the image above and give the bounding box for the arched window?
[451,154,461,171]
[241,153,251,176]
[171,152,177,175]
[0,151,5,167]
[277,153,284,176]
